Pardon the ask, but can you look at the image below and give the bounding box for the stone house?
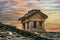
[19,9,48,33]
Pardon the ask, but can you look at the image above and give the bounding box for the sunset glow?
[0,0,60,32]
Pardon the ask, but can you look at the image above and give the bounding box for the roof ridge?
[19,9,48,21]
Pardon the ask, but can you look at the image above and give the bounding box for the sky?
[0,0,60,32]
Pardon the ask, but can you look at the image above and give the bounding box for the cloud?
[20,0,60,11]
[0,0,60,14]
[40,0,60,10]
[44,11,60,23]
[0,0,19,14]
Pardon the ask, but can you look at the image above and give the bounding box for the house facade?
[19,9,48,33]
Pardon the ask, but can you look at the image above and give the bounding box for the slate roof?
[19,9,48,21]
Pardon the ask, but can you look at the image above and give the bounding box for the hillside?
[0,23,52,40]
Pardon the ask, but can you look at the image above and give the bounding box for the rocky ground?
[0,32,34,40]
[0,35,34,40]
[41,32,60,40]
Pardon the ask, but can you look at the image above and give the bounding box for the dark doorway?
[27,22,29,29]
[39,21,42,28]
[23,23,25,30]
[34,21,37,28]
